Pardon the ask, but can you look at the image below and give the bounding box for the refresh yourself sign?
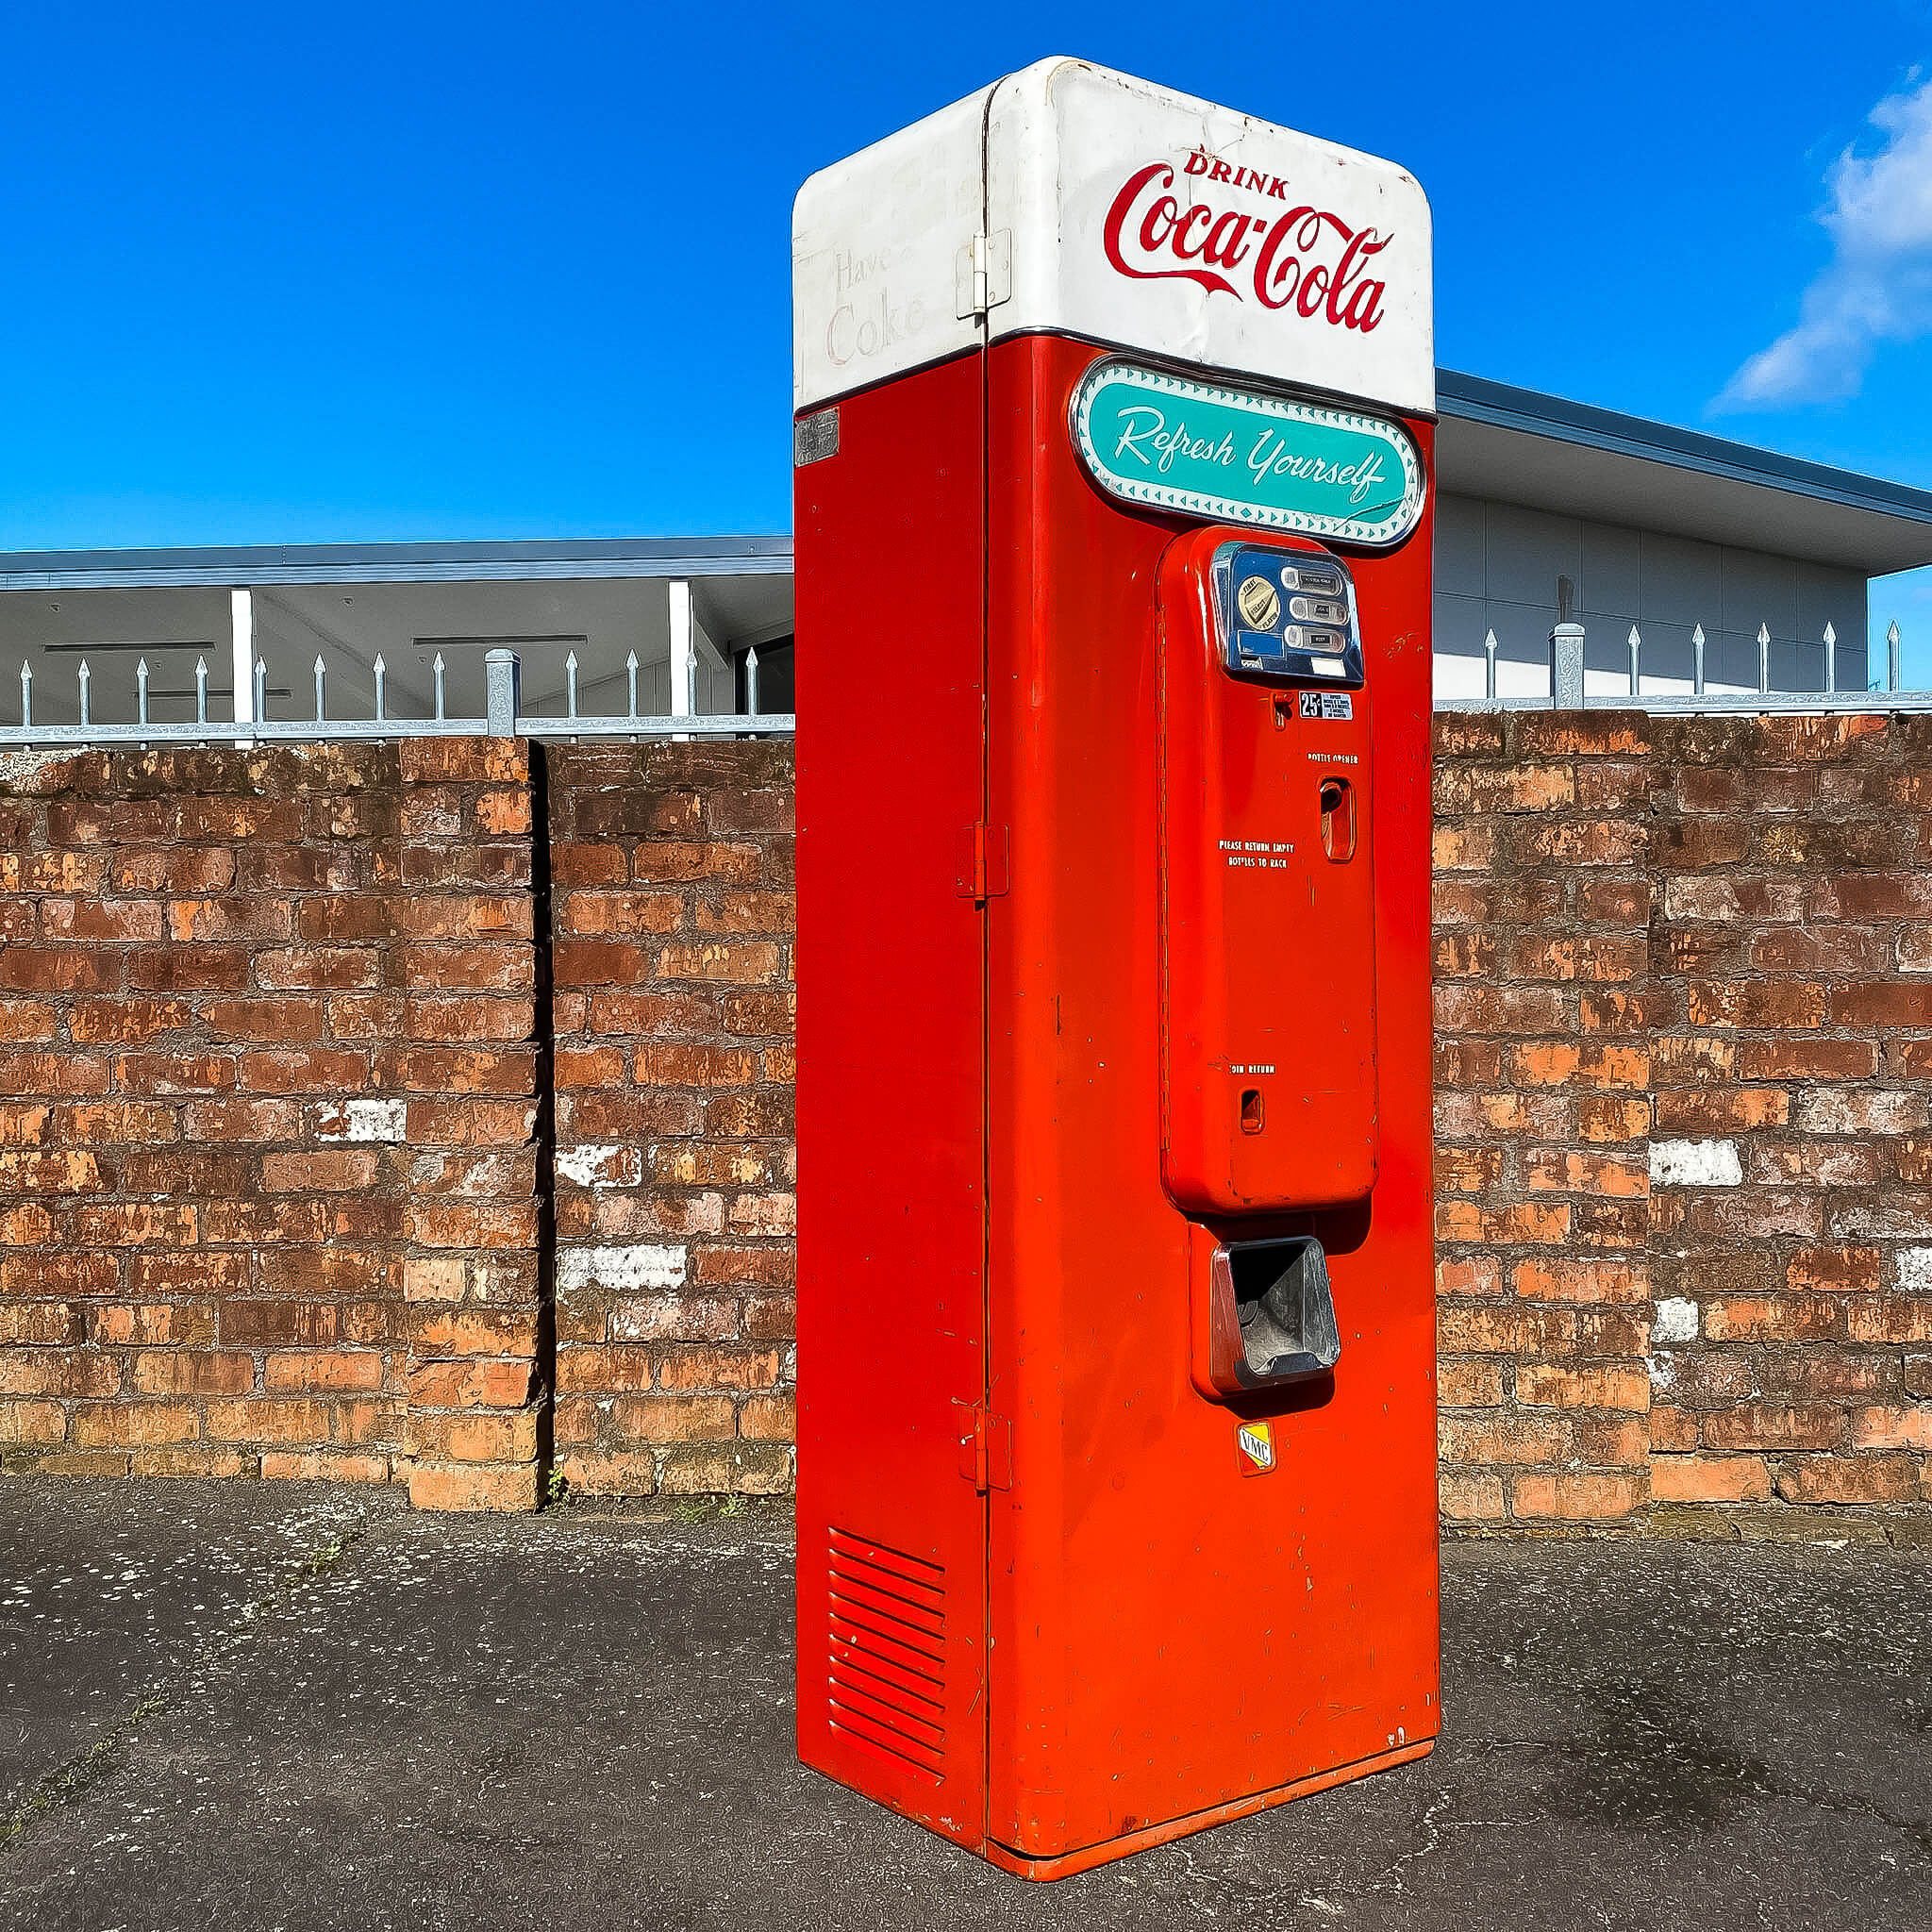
[1071,361,1424,548]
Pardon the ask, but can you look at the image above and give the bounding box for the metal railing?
[1441,618,1925,713]
[0,646,793,748]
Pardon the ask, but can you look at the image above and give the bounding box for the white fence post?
[1550,623,1586,708]
[230,588,256,743]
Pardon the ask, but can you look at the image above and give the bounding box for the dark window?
[734,638,794,714]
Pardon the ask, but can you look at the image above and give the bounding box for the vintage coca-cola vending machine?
[791,58,1438,1878]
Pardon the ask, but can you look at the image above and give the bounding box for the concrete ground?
[1,1485,1928,1932]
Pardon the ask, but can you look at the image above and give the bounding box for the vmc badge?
[1235,1420,1276,1476]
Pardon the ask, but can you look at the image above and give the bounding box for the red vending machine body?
[793,58,1439,1878]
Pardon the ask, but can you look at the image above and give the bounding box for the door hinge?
[956,821,1009,901]
[954,1399,1013,1493]
[955,228,1013,320]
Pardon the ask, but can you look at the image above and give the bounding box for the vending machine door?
[1157,527,1381,1215]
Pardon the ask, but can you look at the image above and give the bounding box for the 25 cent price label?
[1299,691,1354,720]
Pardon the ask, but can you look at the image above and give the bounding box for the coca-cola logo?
[1102,151,1391,334]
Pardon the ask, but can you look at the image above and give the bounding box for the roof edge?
[1436,370,1932,530]
[0,534,796,593]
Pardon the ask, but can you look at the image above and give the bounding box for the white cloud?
[1717,73,1932,410]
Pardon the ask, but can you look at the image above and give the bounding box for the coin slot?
[1240,1089,1264,1135]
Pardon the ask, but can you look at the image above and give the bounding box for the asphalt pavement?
[2,1481,1928,1931]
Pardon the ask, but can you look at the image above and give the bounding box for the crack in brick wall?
[545,742,795,1500]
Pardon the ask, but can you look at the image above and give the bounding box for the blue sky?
[7,2,1932,663]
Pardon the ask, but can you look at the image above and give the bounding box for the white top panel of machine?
[792,58,1434,417]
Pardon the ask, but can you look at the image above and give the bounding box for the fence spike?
[625,650,639,722]
[254,657,267,722]
[373,654,387,723]
[19,660,29,730]
[1482,629,1498,702]
[566,648,579,722]
[1824,620,1837,695]
[1627,625,1641,698]
[1692,624,1706,696]
[137,658,150,728]
[314,655,326,722]
[746,644,761,719]
[1890,620,1903,694]
[76,658,91,729]
[194,657,209,729]
[433,653,446,722]
[1757,624,1771,695]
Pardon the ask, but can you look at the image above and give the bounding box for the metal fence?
[1441,618,1929,713]
[0,646,794,749]
[1,625,1922,742]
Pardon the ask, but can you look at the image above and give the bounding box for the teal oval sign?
[1071,361,1425,549]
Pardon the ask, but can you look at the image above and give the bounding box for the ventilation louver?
[826,1527,946,1779]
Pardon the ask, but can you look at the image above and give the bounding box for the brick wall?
[1435,709,1932,1533]
[0,741,541,1509]
[4,721,1930,1529]
[545,742,795,1500]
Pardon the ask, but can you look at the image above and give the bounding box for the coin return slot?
[1240,1089,1264,1135]
[1320,776,1357,862]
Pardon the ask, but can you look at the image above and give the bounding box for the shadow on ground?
[2,1481,1928,1930]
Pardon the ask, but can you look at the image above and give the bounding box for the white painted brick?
[556,1143,641,1190]
[1662,877,1739,923]
[1897,1248,1932,1292]
[1653,1297,1699,1344]
[1649,1139,1742,1188]
[316,1098,408,1144]
[556,1244,689,1293]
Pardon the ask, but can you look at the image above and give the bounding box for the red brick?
[1516,1363,1650,1412]
[131,1352,257,1396]
[125,947,253,992]
[1703,1295,1840,1342]
[1686,981,1826,1030]
[204,1398,333,1444]
[1786,1245,1882,1292]
[1439,1410,1567,1465]
[1438,1472,1506,1521]
[1435,1200,1571,1246]
[1524,1150,1647,1198]
[1702,1405,1843,1453]
[0,1051,111,1096]
[408,1462,539,1511]
[1508,1042,1650,1090]
[653,1346,781,1392]
[408,1308,539,1357]
[1849,1297,1932,1344]
[1431,985,1567,1036]
[260,1449,392,1483]
[72,1402,200,1447]
[1773,1456,1922,1506]
[1509,1259,1648,1305]
[255,947,384,991]
[1830,982,1932,1029]
[654,941,782,985]
[260,1149,381,1193]
[204,997,325,1042]
[1511,1471,1646,1520]
[172,796,304,842]
[237,1048,371,1093]
[0,1400,69,1444]
[1648,1453,1770,1503]
[1652,1088,1789,1133]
